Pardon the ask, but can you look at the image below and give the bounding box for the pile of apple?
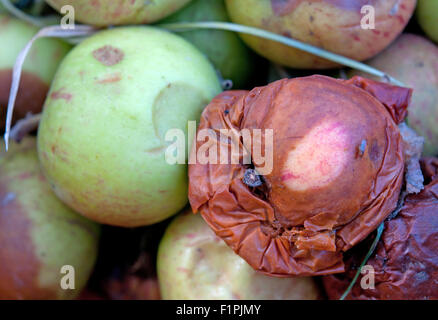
[0,0,437,300]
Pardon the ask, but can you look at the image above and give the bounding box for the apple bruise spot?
[281,120,349,191]
[92,45,124,66]
[95,72,122,84]
[50,87,72,102]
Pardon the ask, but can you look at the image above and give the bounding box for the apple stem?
[158,22,406,87]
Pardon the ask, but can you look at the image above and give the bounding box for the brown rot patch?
[92,45,124,66]
[0,180,56,299]
[50,88,72,102]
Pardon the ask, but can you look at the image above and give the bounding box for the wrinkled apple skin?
[417,0,438,43]
[0,14,71,130]
[45,0,193,26]
[349,34,438,156]
[163,0,254,88]
[0,137,100,300]
[225,0,416,69]
[157,210,321,300]
[37,27,222,227]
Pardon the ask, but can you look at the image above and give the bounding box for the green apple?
[157,209,321,300]
[349,34,438,156]
[0,137,100,300]
[225,0,416,69]
[417,0,438,43]
[37,26,222,227]
[45,0,193,26]
[163,0,254,88]
[0,13,71,131]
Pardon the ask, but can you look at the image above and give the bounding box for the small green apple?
[163,0,254,88]
[0,13,71,131]
[45,0,193,26]
[0,137,100,300]
[37,26,222,227]
[349,34,438,156]
[157,209,321,300]
[417,0,438,43]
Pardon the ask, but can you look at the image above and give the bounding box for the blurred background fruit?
[0,13,70,132]
[157,210,321,300]
[225,0,416,68]
[163,0,255,89]
[37,27,222,227]
[45,0,193,26]
[349,34,438,156]
[0,137,100,300]
[416,0,438,43]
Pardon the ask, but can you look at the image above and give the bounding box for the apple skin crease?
[0,137,100,300]
[157,209,321,300]
[189,75,411,277]
[37,27,222,227]
[225,0,416,68]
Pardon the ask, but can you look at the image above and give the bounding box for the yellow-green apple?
[37,27,222,227]
[45,0,193,26]
[157,209,321,300]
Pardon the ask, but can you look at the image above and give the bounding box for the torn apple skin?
[323,158,438,300]
[188,75,412,277]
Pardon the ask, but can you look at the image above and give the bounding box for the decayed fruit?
[163,0,254,88]
[417,0,438,43]
[45,0,193,26]
[349,34,438,156]
[189,75,412,276]
[323,157,438,300]
[37,27,222,227]
[157,210,321,300]
[0,137,100,300]
[0,13,71,131]
[225,0,416,68]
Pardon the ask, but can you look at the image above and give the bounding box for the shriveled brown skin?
[323,158,438,300]
[225,0,416,68]
[0,70,49,131]
[189,75,410,277]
